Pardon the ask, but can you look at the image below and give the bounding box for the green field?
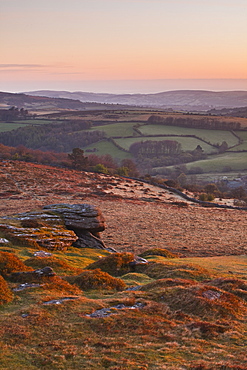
[114,136,217,154]
[0,122,27,132]
[17,119,54,125]
[185,170,247,183]
[1,115,246,177]
[139,124,240,147]
[0,120,54,133]
[91,121,141,137]
[228,131,247,151]
[163,152,247,173]
[84,139,132,160]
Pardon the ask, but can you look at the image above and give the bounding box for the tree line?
[129,140,182,157]
[0,107,29,122]
[0,144,139,177]
[147,115,241,130]
[0,120,104,152]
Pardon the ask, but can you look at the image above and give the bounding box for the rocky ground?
[1,160,247,257]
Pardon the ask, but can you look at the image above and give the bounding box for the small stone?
[34,251,53,257]
[202,290,221,300]
[0,238,9,244]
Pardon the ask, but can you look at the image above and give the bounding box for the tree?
[219,141,228,153]
[121,159,139,177]
[68,148,88,170]
[204,183,218,194]
[177,173,187,187]
[117,166,129,176]
[93,163,109,174]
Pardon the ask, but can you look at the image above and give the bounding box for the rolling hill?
[25,89,247,111]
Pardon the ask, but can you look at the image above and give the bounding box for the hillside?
[0,160,247,369]
[25,89,247,111]
[1,161,246,257]
[0,91,129,112]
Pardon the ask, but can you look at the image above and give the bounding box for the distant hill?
[24,89,247,111]
[0,91,125,111]
[208,106,247,118]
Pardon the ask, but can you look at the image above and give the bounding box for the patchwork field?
[138,124,240,147]
[114,136,218,154]
[0,108,246,181]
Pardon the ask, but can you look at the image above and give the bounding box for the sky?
[1,0,247,93]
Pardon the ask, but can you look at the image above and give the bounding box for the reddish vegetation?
[87,252,135,276]
[24,256,83,275]
[0,160,247,257]
[0,251,32,277]
[0,275,13,304]
[73,268,126,291]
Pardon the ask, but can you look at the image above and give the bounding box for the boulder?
[0,203,111,251]
[43,203,105,234]
[43,203,108,250]
[0,223,77,251]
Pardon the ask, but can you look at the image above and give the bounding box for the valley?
[0,91,247,369]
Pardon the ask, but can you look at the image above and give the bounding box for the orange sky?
[1,0,247,92]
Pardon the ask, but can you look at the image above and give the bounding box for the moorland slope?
[0,160,246,369]
[1,160,246,258]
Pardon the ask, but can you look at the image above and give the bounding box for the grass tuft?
[0,251,32,277]
[136,261,213,281]
[86,252,135,276]
[0,275,13,304]
[139,248,178,259]
[24,256,83,275]
[73,268,126,291]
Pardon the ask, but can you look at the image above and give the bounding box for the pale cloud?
[0,64,73,70]
[0,64,50,69]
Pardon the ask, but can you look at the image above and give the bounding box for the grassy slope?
[0,240,246,369]
[114,136,217,154]
[153,151,247,174]
[0,162,246,369]
[91,121,140,137]
[84,139,132,160]
[228,131,247,151]
[181,152,247,172]
[0,120,54,133]
[139,124,240,147]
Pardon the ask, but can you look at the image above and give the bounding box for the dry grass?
[139,248,178,259]
[24,256,83,275]
[136,261,214,281]
[0,275,13,304]
[1,161,247,258]
[0,250,32,277]
[0,160,246,369]
[87,252,135,276]
[72,268,126,291]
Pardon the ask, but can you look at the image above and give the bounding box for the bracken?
[0,275,13,304]
[73,269,126,291]
[86,252,135,276]
[0,251,32,277]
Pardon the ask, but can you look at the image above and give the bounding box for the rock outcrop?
[43,203,108,250]
[0,203,113,251]
[0,222,77,251]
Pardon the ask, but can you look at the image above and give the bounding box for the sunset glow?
[1,0,247,93]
